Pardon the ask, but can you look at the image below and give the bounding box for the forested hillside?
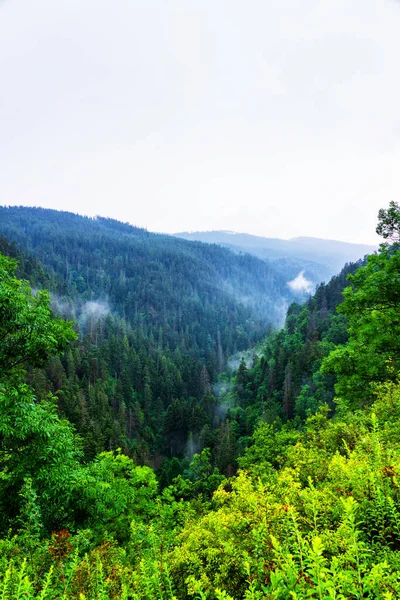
[0,207,300,338]
[3,202,400,599]
[0,206,306,463]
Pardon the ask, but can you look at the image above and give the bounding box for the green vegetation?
[0,203,399,598]
[0,206,304,463]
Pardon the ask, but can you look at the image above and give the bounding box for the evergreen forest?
[1,202,400,598]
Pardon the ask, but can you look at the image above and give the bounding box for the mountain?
[0,208,307,338]
[173,230,376,285]
[0,206,311,459]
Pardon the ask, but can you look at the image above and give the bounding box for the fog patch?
[185,433,200,461]
[82,301,110,319]
[211,381,231,426]
[220,279,289,328]
[212,381,230,397]
[288,270,314,294]
[51,295,77,319]
[277,300,290,327]
[214,402,230,423]
[227,348,261,372]
[78,300,110,334]
[50,295,111,337]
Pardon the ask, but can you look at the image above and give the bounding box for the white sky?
[1,0,399,244]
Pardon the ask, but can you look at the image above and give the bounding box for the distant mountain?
[173,230,376,284]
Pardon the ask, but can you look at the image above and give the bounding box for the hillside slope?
[0,206,309,460]
[0,207,303,354]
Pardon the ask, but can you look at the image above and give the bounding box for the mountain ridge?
[172,229,376,284]
[174,229,374,246]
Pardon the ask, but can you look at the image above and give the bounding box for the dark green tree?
[376,200,400,242]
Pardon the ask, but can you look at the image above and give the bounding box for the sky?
[1,0,400,244]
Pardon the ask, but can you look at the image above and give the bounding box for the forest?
[0,206,310,464]
[1,202,400,598]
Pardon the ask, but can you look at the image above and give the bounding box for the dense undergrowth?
[3,386,400,599]
[1,202,400,598]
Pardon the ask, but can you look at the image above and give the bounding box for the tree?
[376,200,400,242]
[75,450,157,543]
[216,419,237,476]
[0,255,76,376]
[323,204,400,408]
[234,357,249,404]
[0,253,80,533]
[199,365,211,394]
[283,362,294,418]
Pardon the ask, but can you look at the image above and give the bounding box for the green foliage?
[2,203,400,599]
[0,206,303,462]
[75,450,158,543]
[229,261,360,428]
[0,205,297,361]
[0,381,82,534]
[323,244,400,409]
[0,254,76,376]
[0,255,81,533]
[167,387,400,598]
[238,419,299,476]
[376,200,400,242]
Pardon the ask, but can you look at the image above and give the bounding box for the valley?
[1,204,400,599]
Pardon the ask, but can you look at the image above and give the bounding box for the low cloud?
[77,300,110,334]
[227,349,260,372]
[82,301,110,319]
[288,270,314,294]
[51,294,76,318]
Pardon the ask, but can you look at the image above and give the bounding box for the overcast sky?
[1,0,399,244]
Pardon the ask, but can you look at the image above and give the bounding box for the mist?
[288,270,314,294]
[51,295,111,335]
